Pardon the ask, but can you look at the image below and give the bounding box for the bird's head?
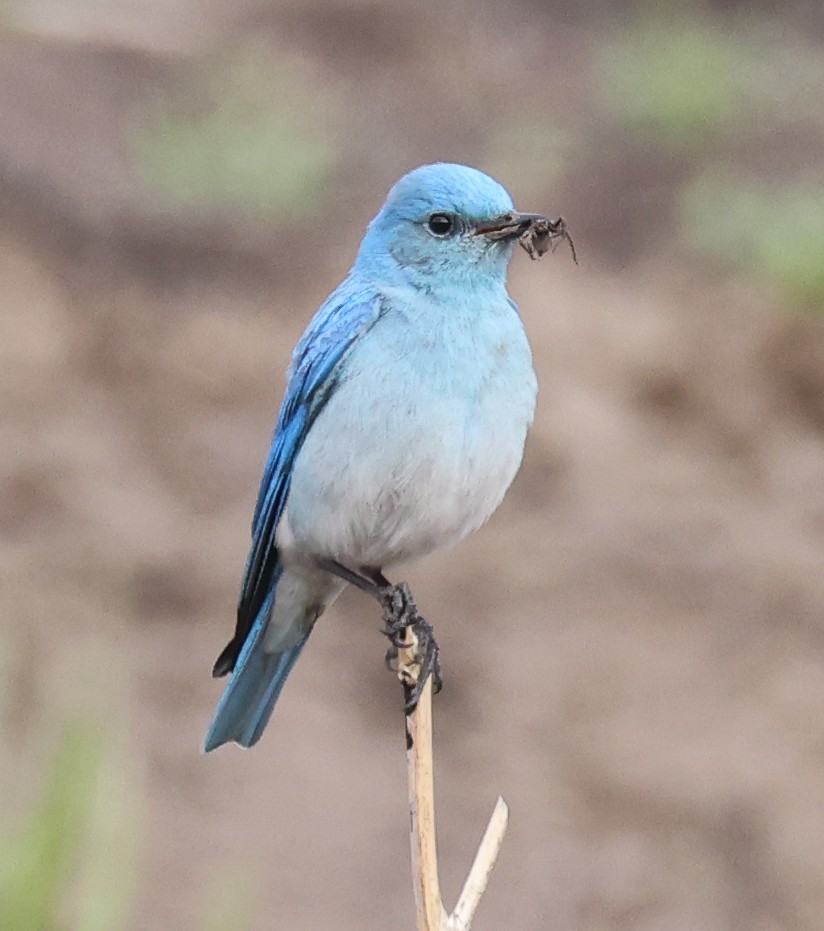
[354,163,550,296]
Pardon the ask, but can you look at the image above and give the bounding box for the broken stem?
[397,625,508,931]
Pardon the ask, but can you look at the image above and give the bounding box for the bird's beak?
[473,212,550,241]
[475,211,578,263]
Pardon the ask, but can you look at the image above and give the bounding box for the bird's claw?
[379,582,442,713]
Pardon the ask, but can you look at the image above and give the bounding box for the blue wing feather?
[204,281,383,749]
[211,280,383,678]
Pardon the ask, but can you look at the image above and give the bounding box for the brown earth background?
[3,2,824,930]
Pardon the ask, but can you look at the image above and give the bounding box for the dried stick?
[396,626,509,931]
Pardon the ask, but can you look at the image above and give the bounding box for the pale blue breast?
[281,286,537,568]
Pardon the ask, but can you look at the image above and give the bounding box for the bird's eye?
[427,213,455,237]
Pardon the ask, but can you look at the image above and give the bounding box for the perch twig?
[396,624,509,930]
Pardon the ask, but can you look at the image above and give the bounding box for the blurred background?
[2,1,824,929]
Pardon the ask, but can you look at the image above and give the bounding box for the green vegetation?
[595,17,740,149]
[681,172,824,310]
[133,51,338,219]
[592,14,824,311]
[0,723,247,931]
[0,723,137,931]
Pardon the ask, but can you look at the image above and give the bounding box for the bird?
[204,162,555,751]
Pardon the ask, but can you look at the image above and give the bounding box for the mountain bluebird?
[204,163,566,751]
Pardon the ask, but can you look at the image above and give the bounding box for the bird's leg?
[316,559,441,712]
[315,557,381,597]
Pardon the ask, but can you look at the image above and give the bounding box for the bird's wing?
[212,284,384,676]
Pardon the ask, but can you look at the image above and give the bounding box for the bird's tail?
[203,598,312,752]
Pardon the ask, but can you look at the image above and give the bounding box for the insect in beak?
[475,212,578,264]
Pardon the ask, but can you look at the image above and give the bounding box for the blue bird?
[204,163,555,751]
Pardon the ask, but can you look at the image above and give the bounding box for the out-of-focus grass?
[133,49,338,220]
[0,722,137,931]
[681,172,824,310]
[592,13,824,310]
[594,14,824,153]
[0,720,252,931]
[595,17,740,149]
[70,733,138,931]
[0,724,95,930]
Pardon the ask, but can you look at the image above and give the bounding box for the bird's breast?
[283,298,537,567]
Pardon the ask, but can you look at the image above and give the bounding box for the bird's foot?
[380,582,442,713]
[315,559,442,713]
